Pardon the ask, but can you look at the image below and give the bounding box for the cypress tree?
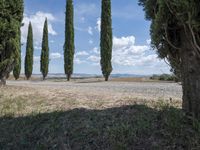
[40,18,49,80]
[139,0,200,119]
[13,27,21,80]
[25,22,34,80]
[0,0,24,85]
[64,0,75,81]
[100,0,113,81]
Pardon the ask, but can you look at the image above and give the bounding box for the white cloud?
[50,40,55,43]
[50,52,62,59]
[146,39,151,45]
[74,57,85,64]
[34,56,40,62]
[92,47,100,54]
[87,55,100,62]
[21,11,57,45]
[112,36,156,66]
[96,18,101,32]
[87,26,93,35]
[75,3,97,17]
[86,36,166,69]
[34,45,41,50]
[89,40,93,44]
[76,51,89,57]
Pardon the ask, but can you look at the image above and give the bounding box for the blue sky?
[21,0,170,75]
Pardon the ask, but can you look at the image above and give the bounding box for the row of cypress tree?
[22,0,113,81]
[23,19,49,80]
[0,0,112,84]
[64,0,113,81]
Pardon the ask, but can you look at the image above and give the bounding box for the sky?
[21,0,170,75]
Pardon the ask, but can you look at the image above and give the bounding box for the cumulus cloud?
[112,36,159,66]
[92,47,100,54]
[96,18,101,32]
[87,26,93,35]
[21,11,57,46]
[85,35,166,69]
[50,53,62,59]
[87,55,100,62]
[76,51,89,57]
[146,39,151,45]
[74,57,86,64]
[89,40,93,44]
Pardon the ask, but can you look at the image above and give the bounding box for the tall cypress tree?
[25,22,34,80]
[13,28,21,80]
[40,18,49,80]
[0,0,24,85]
[64,0,75,81]
[100,0,113,81]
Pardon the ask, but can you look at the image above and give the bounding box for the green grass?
[0,98,200,150]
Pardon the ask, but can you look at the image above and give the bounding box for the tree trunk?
[105,75,109,81]
[180,31,200,119]
[43,76,46,81]
[0,77,6,86]
[67,74,71,81]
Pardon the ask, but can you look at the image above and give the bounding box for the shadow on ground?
[0,104,200,150]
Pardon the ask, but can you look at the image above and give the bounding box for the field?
[0,78,200,149]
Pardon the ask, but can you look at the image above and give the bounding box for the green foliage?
[64,0,74,81]
[0,0,24,82]
[13,28,21,80]
[150,74,179,82]
[138,0,200,80]
[25,22,34,80]
[40,18,49,80]
[100,0,113,81]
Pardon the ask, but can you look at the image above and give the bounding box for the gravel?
[7,80,182,100]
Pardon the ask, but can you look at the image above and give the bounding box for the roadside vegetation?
[150,74,179,82]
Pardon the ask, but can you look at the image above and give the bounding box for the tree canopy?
[25,22,34,80]
[0,0,24,84]
[139,0,200,119]
[100,0,113,81]
[64,0,75,81]
[41,18,49,80]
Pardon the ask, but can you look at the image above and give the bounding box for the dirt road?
[6,80,182,101]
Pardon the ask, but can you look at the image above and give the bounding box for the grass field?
[0,82,200,149]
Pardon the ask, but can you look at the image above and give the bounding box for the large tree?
[40,18,49,80]
[0,0,24,85]
[139,0,200,119]
[25,22,34,80]
[100,0,113,81]
[64,0,75,81]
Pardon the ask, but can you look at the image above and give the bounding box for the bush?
[150,74,179,82]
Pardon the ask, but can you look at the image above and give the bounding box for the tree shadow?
[0,104,199,150]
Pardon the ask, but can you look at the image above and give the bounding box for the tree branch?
[164,26,181,50]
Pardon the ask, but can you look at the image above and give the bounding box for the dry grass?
[0,85,181,117]
[0,85,199,149]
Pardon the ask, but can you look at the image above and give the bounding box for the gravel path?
[7,80,182,100]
